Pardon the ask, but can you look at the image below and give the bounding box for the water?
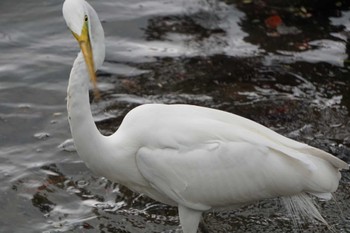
[0,0,350,232]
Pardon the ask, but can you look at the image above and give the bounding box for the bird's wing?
[178,104,348,170]
[125,104,348,171]
[136,140,307,211]
[229,113,349,170]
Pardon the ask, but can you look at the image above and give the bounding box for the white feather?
[281,193,330,230]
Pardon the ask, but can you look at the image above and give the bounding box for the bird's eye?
[84,15,88,22]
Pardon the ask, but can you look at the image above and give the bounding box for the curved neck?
[65,1,149,186]
[67,53,104,169]
[66,1,106,170]
[66,54,145,186]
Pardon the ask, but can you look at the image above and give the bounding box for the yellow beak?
[72,24,100,99]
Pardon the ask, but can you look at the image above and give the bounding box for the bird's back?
[122,103,347,167]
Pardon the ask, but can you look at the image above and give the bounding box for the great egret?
[62,0,349,232]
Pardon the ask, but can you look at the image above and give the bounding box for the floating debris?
[18,104,31,109]
[58,138,76,152]
[53,112,62,117]
[33,132,50,140]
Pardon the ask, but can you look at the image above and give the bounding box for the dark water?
[1,0,350,232]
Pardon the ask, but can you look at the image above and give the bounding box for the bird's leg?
[198,218,210,233]
[178,205,202,233]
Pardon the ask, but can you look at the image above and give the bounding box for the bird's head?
[63,0,105,98]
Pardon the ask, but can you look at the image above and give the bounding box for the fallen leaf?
[265,15,283,29]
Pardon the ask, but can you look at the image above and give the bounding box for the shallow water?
[0,0,350,232]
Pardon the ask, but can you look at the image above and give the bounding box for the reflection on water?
[0,0,350,232]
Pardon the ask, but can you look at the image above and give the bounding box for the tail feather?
[281,193,333,232]
[299,146,349,170]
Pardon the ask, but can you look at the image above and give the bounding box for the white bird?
[62,0,349,232]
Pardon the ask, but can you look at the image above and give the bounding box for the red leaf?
[265,15,282,29]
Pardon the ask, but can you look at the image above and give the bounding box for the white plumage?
[62,0,349,232]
